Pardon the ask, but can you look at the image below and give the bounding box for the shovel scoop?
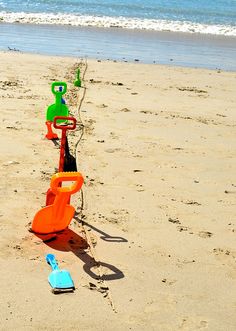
[46,253,75,293]
[32,172,84,234]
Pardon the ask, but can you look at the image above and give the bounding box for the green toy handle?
[51,82,67,96]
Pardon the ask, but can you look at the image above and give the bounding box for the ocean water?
[0,0,236,36]
[0,1,236,70]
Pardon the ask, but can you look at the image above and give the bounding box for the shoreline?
[1,48,235,75]
[0,22,236,71]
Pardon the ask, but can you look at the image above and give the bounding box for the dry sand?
[0,51,236,330]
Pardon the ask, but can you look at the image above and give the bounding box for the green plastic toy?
[74,69,81,87]
[46,82,69,122]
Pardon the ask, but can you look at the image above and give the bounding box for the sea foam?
[0,11,236,36]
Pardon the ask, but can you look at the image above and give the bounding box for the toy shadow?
[36,228,124,281]
[51,139,60,147]
[73,214,128,243]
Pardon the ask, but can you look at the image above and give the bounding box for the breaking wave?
[0,11,236,36]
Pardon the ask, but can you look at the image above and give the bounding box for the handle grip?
[50,172,84,195]
[46,254,59,271]
[51,82,67,96]
[53,116,76,130]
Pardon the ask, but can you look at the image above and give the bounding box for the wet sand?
[0,22,236,70]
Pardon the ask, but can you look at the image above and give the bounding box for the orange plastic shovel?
[32,172,84,234]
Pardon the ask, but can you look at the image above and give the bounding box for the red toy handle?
[53,116,77,130]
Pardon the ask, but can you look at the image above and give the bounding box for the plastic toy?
[54,116,77,172]
[32,172,84,234]
[46,116,77,206]
[45,120,58,140]
[45,82,69,140]
[46,82,69,121]
[59,86,66,104]
[74,69,81,87]
[46,253,75,293]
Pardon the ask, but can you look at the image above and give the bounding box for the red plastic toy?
[45,120,58,140]
[32,172,84,234]
[46,116,77,206]
[54,116,77,172]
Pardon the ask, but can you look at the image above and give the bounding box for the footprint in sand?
[168,217,181,224]
[177,86,208,94]
[182,200,202,206]
[103,208,129,227]
[97,104,108,108]
[110,132,119,140]
[213,248,231,256]
[177,225,189,232]
[198,231,213,238]
[89,79,102,84]
[213,248,236,278]
[120,108,131,112]
[169,219,212,238]
[105,148,121,153]
[0,80,22,90]
[139,110,153,115]
[161,278,177,285]
[179,318,208,330]
[111,82,124,86]
[40,170,52,181]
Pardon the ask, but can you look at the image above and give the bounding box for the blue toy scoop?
[46,254,75,294]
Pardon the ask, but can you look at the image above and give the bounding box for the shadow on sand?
[35,227,125,281]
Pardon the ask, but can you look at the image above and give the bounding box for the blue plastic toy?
[59,86,66,104]
[46,254,75,293]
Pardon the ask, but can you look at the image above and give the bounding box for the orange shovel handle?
[50,172,84,195]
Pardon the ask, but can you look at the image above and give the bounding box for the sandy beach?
[0,51,236,330]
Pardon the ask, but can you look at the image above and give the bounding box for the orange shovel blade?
[31,204,75,234]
